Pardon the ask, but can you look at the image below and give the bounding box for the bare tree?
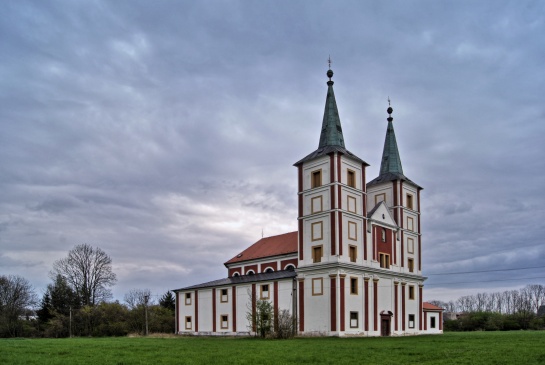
[124,288,153,309]
[51,244,117,306]
[0,275,38,337]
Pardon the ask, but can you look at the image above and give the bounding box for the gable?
[368,201,398,229]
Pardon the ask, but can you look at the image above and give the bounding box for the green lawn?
[1,332,544,365]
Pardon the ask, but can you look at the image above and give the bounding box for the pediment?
[368,201,398,229]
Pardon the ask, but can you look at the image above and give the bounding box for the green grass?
[1,332,544,365]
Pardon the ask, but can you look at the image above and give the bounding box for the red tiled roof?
[423,302,444,311]
[224,231,298,265]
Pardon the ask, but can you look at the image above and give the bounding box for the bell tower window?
[311,170,322,188]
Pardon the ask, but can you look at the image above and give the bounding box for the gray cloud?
[1,0,544,303]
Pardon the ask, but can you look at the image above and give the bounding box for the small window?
[347,170,356,188]
[312,246,323,263]
[379,253,390,269]
[264,267,274,273]
[408,314,415,329]
[431,317,436,328]
[221,315,228,329]
[381,228,386,242]
[350,312,358,328]
[185,316,192,330]
[408,258,414,273]
[285,264,295,271]
[220,288,228,303]
[185,293,191,305]
[406,194,414,210]
[350,277,358,295]
[260,284,270,299]
[246,270,255,275]
[409,285,415,300]
[232,272,240,277]
[349,245,357,263]
[311,170,322,188]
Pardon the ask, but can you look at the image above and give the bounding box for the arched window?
[232,272,240,277]
[264,267,274,273]
[381,228,386,242]
[246,270,255,275]
[285,264,295,271]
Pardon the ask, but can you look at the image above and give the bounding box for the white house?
[174,67,443,336]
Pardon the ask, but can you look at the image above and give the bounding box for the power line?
[425,265,545,276]
[426,275,545,286]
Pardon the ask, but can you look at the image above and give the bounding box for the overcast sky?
[1,0,544,304]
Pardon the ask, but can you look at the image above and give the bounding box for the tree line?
[0,244,175,338]
[429,284,545,331]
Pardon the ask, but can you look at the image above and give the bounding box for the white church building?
[174,68,443,336]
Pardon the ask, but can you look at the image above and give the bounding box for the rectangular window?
[350,277,358,295]
[185,293,191,305]
[406,194,414,210]
[311,196,323,214]
[408,258,414,273]
[431,317,436,329]
[407,238,414,254]
[185,316,192,330]
[311,221,323,241]
[221,315,228,329]
[347,170,356,188]
[260,284,270,299]
[311,170,322,188]
[348,221,357,241]
[350,312,359,328]
[312,278,323,296]
[407,217,414,231]
[312,245,323,263]
[349,245,357,263]
[409,285,415,300]
[220,288,228,303]
[379,253,390,269]
[408,314,415,329]
[375,193,386,205]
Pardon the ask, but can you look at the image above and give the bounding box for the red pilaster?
[252,284,256,332]
[232,286,237,332]
[175,292,179,333]
[424,312,428,330]
[439,312,443,331]
[340,275,345,332]
[330,212,336,255]
[393,181,398,225]
[373,279,379,332]
[364,278,369,331]
[330,276,337,331]
[401,283,406,331]
[419,285,423,331]
[298,165,304,260]
[274,281,279,330]
[394,282,399,331]
[194,290,199,332]
[338,211,343,256]
[212,288,216,332]
[418,189,422,271]
[298,279,305,331]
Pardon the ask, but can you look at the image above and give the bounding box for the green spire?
[318,68,345,148]
[379,103,404,175]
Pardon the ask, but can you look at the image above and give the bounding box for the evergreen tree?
[159,291,175,311]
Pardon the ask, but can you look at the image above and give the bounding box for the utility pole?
[144,295,149,336]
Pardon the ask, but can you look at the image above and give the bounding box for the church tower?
[293,67,369,334]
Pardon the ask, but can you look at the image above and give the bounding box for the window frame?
[379,253,390,269]
[431,316,436,329]
[185,316,192,330]
[185,293,191,306]
[312,245,323,263]
[347,169,356,188]
[260,284,270,300]
[311,221,323,241]
[312,278,323,296]
[220,314,229,329]
[349,245,357,263]
[350,311,359,328]
[350,277,358,295]
[408,258,414,273]
[311,170,322,188]
[220,288,228,303]
[408,314,415,329]
[407,237,414,254]
[407,217,414,231]
[406,193,414,210]
[409,285,415,300]
[311,195,323,214]
[348,221,358,241]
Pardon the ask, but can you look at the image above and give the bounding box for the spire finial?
[387,97,393,122]
[326,56,334,84]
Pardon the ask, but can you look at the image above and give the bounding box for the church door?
[380,313,391,336]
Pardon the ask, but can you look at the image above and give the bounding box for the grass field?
[1,331,545,365]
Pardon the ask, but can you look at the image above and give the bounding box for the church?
[174,67,443,336]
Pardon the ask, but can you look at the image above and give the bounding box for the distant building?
[174,67,442,336]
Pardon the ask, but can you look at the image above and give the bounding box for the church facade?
[174,68,443,336]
